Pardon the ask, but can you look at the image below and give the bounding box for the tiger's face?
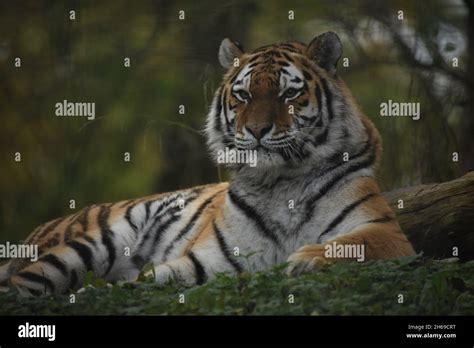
[206,32,368,174]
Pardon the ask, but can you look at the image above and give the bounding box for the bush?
[1,256,473,315]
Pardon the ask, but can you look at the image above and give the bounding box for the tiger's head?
[206,32,380,179]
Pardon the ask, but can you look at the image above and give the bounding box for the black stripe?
[291,76,302,83]
[248,54,261,63]
[213,221,244,274]
[142,187,208,262]
[298,99,309,107]
[317,193,377,242]
[311,84,323,127]
[243,69,252,77]
[314,84,323,111]
[299,115,314,122]
[228,190,282,247]
[17,271,55,293]
[332,136,373,173]
[64,209,89,242]
[279,43,301,49]
[341,127,350,140]
[77,206,91,232]
[367,214,394,224]
[145,189,211,260]
[301,108,321,129]
[125,204,139,234]
[67,240,94,272]
[302,80,309,92]
[306,81,332,145]
[98,205,116,276]
[320,78,335,120]
[118,199,136,208]
[145,200,152,223]
[290,138,305,161]
[301,60,313,70]
[314,127,329,144]
[281,48,300,53]
[248,62,260,69]
[315,116,323,128]
[214,88,223,132]
[69,269,78,290]
[149,213,182,260]
[38,232,61,252]
[229,70,241,84]
[303,149,377,225]
[137,191,202,253]
[302,70,313,81]
[83,235,96,246]
[40,254,67,277]
[278,45,300,53]
[222,89,231,132]
[162,191,224,259]
[138,199,174,246]
[165,264,180,282]
[278,60,291,67]
[321,125,376,177]
[188,251,207,285]
[281,51,294,62]
[36,217,64,241]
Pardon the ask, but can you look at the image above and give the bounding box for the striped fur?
[0,33,415,295]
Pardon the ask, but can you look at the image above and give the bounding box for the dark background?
[0,0,472,243]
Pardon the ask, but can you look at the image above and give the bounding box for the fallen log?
[383,171,474,260]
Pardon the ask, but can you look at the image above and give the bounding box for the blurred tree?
[0,0,470,243]
[460,0,474,172]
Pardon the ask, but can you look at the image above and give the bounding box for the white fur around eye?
[279,63,305,102]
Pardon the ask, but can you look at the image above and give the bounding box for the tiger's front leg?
[150,220,245,287]
[151,250,243,287]
[286,223,416,276]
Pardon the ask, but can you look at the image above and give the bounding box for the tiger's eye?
[237,90,251,101]
[284,88,298,99]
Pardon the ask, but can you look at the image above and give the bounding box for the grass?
[1,255,473,315]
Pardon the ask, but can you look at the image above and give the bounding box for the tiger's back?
[2,183,229,294]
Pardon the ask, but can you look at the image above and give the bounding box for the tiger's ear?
[306,32,342,76]
[219,38,244,69]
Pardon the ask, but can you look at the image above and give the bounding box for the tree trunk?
[383,171,474,260]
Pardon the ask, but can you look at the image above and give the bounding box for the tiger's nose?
[245,124,273,140]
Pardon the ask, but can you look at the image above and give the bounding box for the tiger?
[0,32,415,296]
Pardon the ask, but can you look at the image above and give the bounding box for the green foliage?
[1,257,473,315]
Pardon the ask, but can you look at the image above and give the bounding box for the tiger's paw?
[286,244,331,276]
[153,264,176,286]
